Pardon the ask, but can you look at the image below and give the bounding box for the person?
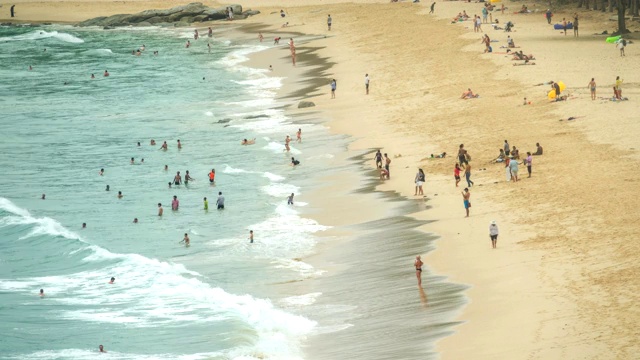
[562,18,567,36]
[171,196,179,211]
[137,142,141,147]
[461,188,471,217]
[184,171,194,185]
[10,5,16,17]
[248,230,254,244]
[207,42,211,53]
[130,157,135,165]
[109,277,115,284]
[510,155,519,181]
[158,203,163,216]
[615,76,623,99]
[133,218,138,223]
[429,2,435,13]
[117,191,123,199]
[365,74,370,94]
[501,3,505,14]
[185,40,191,48]
[458,144,469,166]
[327,14,332,30]
[330,79,336,99]
[164,165,168,171]
[209,169,216,183]
[489,221,499,249]
[194,29,199,40]
[99,168,104,176]
[41,193,46,199]
[269,65,273,71]
[482,6,488,24]
[379,166,389,180]
[150,139,156,145]
[208,27,213,37]
[506,36,515,48]
[180,233,190,246]
[82,223,87,229]
[173,171,182,185]
[280,9,285,18]
[241,138,256,145]
[533,143,543,155]
[296,128,302,143]
[103,70,109,77]
[384,153,391,178]
[525,152,533,177]
[91,74,95,79]
[414,255,423,287]
[141,158,144,164]
[482,34,491,53]
[39,289,44,297]
[202,197,208,210]
[496,149,505,162]
[545,9,552,24]
[99,345,106,353]
[258,32,263,42]
[511,146,520,159]
[287,193,294,205]
[160,141,168,150]
[414,169,425,196]
[476,15,482,33]
[216,192,225,209]
[374,150,383,168]
[105,185,109,191]
[454,163,461,187]
[284,135,291,152]
[551,81,561,100]
[505,157,512,181]
[291,157,300,166]
[177,139,182,149]
[460,88,478,99]
[617,39,626,57]
[464,163,474,187]
[588,78,596,100]
[573,14,579,37]
[274,37,281,45]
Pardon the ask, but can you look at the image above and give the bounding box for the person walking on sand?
[461,188,471,217]
[365,74,370,95]
[454,163,461,187]
[617,38,626,57]
[414,255,424,287]
[330,79,336,99]
[489,221,499,249]
[374,150,383,168]
[615,76,623,99]
[573,13,579,37]
[525,152,533,177]
[588,78,596,100]
[414,168,425,196]
[429,2,435,14]
[545,9,552,24]
[384,153,391,178]
[327,14,332,31]
[464,163,474,187]
[458,144,468,166]
[10,5,16,18]
[509,155,519,182]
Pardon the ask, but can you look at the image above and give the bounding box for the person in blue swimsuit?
[462,188,471,217]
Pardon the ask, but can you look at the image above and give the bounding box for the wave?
[81,48,113,56]
[261,182,299,198]
[0,30,84,43]
[263,141,301,155]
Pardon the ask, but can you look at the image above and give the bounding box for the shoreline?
[5,0,640,358]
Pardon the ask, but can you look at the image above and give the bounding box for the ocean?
[0,24,338,359]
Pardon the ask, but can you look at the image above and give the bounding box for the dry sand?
[6,0,640,358]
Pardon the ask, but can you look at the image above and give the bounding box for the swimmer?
[208,169,216,183]
[28,65,32,71]
[105,185,109,191]
[296,128,302,142]
[136,50,141,56]
[160,141,168,150]
[39,289,45,297]
[140,44,145,51]
[133,218,138,223]
[82,223,86,229]
[258,32,263,42]
[137,142,141,146]
[117,191,123,199]
[104,70,109,77]
[173,171,182,185]
[130,157,134,165]
[158,203,163,216]
[287,193,294,205]
[207,42,211,53]
[150,139,156,145]
[291,157,300,166]
[185,40,191,48]
[249,230,254,243]
[194,29,199,40]
[153,51,158,55]
[168,182,172,188]
[91,74,95,79]
[99,345,106,353]
[184,170,194,184]
[180,233,190,246]
[164,165,168,171]
[284,135,291,152]
[177,139,182,149]
[108,277,115,284]
[141,158,144,163]
[41,194,46,200]
[172,195,179,210]
[241,138,256,145]
[203,197,208,210]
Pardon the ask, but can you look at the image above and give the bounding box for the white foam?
[261,183,299,198]
[222,164,251,174]
[0,30,84,43]
[82,48,113,56]
[10,349,223,360]
[281,292,322,306]
[263,141,301,155]
[204,111,214,116]
[216,45,269,68]
[262,172,285,182]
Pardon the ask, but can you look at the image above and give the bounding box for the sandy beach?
[5,0,640,358]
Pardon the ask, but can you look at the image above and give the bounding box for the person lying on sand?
[241,138,256,145]
[451,12,463,23]
[461,88,479,99]
[513,62,536,66]
[511,51,535,61]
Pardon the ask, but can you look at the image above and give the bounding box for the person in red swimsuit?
[454,163,461,187]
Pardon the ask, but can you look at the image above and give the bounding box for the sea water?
[0,25,338,359]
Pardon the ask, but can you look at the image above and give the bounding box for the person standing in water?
[414,255,424,287]
[462,188,471,217]
[109,277,115,284]
[184,170,194,184]
[160,141,168,150]
[39,289,44,297]
[172,196,179,210]
[99,168,104,176]
[99,345,106,353]
[117,191,123,199]
[203,197,209,210]
[158,203,163,216]
[374,150,383,168]
[248,230,254,243]
[105,185,109,191]
[384,153,391,178]
[208,27,213,37]
[208,169,216,184]
[173,171,182,185]
[287,193,294,205]
[284,135,291,152]
[103,70,109,77]
[216,192,225,209]
[296,128,302,143]
[180,233,190,246]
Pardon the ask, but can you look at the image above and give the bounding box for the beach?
[2,0,640,358]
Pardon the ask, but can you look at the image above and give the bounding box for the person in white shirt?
[365,74,370,95]
[489,221,499,248]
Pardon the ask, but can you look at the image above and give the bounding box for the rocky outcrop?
[298,101,316,109]
[77,3,253,27]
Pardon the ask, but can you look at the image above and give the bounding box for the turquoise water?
[0,25,336,359]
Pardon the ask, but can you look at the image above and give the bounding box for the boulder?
[243,10,261,17]
[298,101,316,109]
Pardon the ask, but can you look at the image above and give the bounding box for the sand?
[6,0,640,358]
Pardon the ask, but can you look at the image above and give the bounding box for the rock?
[298,101,316,109]
[135,21,152,27]
[217,118,232,124]
[103,26,115,30]
[243,10,261,17]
